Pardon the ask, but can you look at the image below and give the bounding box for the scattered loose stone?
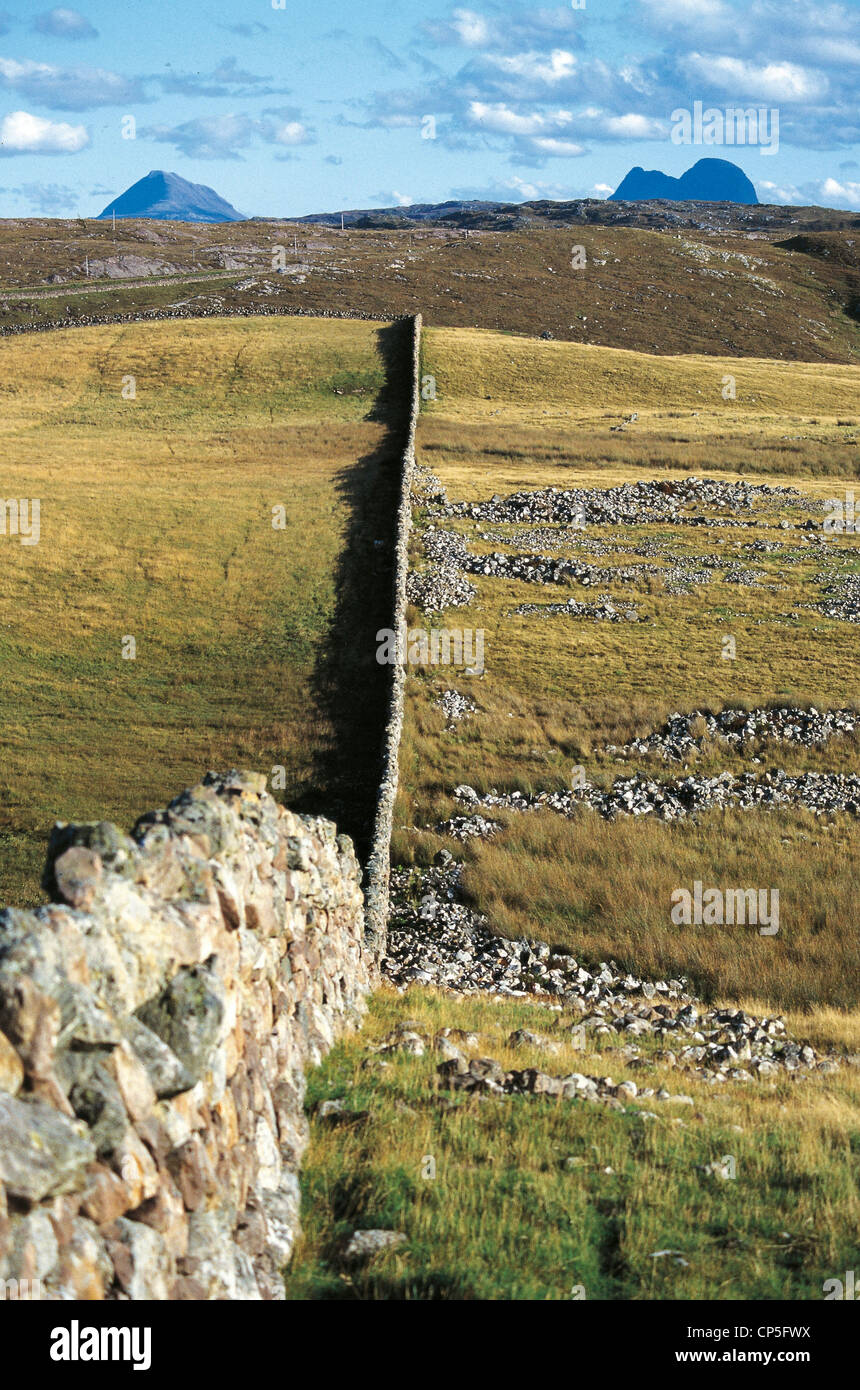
[342,1229,407,1263]
[434,688,478,727]
[605,705,858,761]
[382,862,838,1083]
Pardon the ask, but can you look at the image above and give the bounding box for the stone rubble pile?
[0,771,370,1300]
[406,527,476,613]
[433,689,478,726]
[451,770,860,824]
[432,476,816,528]
[605,705,858,762]
[512,597,641,621]
[381,865,837,1082]
[813,572,860,624]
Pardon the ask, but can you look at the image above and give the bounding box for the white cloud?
[451,8,491,47]
[144,110,315,160]
[803,37,860,66]
[0,108,88,152]
[468,101,573,136]
[757,175,860,210]
[819,175,860,208]
[273,119,311,146]
[33,8,98,41]
[603,113,665,138]
[531,136,585,156]
[0,54,142,107]
[392,189,412,206]
[682,53,828,102]
[486,48,577,85]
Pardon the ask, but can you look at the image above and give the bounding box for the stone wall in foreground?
[0,770,370,1300]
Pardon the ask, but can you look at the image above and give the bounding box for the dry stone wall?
[0,311,423,1299]
[364,312,422,956]
[0,770,370,1299]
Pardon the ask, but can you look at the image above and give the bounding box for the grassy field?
[395,329,860,1015]
[284,326,860,1301]
[0,314,408,904]
[285,989,860,1301]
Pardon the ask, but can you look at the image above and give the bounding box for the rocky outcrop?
[0,771,369,1300]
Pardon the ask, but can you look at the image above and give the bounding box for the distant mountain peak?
[98,171,245,224]
[609,158,758,205]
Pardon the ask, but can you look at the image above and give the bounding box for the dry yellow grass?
[422,325,860,424]
[0,315,404,903]
[398,328,860,1019]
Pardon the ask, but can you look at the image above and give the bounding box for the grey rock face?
[122,1015,195,1098]
[0,1093,95,1201]
[135,962,225,1084]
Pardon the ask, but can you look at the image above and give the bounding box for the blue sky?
[0,0,857,217]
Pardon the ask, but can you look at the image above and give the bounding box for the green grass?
[0,314,407,904]
[285,990,860,1301]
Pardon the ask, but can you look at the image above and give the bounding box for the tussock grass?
[422,325,860,424]
[460,808,860,1013]
[285,989,860,1301]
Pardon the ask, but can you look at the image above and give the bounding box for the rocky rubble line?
[605,705,858,762]
[381,864,839,1083]
[0,771,370,1300]
[0,302,399,340]
[512,597,641,621]
[428,476,819,528]
[368,1021,698,1109]
[453,769,860,824]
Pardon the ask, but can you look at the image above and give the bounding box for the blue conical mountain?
[98,170,245,223]
[610,158,758,205]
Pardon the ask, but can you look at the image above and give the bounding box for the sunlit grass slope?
[0,315,400,903]
[400,327,860,1017]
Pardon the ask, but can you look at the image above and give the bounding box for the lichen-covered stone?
[0,769,370,1299]
[0,1093,95,1201]
[0,1029,23,1096]
[122,1015,194,1099]
[135,962,224,1084]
